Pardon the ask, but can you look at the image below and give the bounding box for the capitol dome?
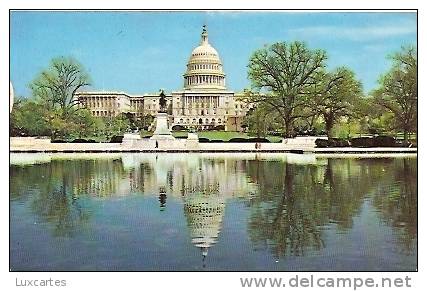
[184,26,226,90]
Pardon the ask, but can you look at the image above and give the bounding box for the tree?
[243,104,280,138]
[313,67,363,138]
[102,114,131,140]
[29,56,91,118]
[136,114,154,131]
[247,41,327,137]
[68,109,98,139]
[373,46,417,142]
[10,98,50,136]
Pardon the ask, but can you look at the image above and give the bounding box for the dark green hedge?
[315,136,401,148]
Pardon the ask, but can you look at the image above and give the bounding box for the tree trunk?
[325,114,334,140]
[284,121,292,138]
[325,120,333,139]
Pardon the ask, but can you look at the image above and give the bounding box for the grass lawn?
[171,130,282,142]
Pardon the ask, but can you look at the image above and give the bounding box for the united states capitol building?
[75,26,249,131]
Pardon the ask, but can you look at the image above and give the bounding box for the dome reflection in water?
[10,153,417,271]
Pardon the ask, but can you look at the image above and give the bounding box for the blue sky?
[10,11,416,97]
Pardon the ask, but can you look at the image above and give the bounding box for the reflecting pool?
[10,153,417,271]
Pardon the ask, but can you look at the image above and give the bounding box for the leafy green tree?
[243,104,280,137]
[49,109,73,139]
[373,46,417,142]
[134,114,154,131]
[247,41,327,137]
[29,56,91,118]
[10,98,50,136]
[102,114,131,140]
[68,109,98,139]
[313,67,363,138]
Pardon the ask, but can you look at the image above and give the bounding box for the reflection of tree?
[11,155,417,256]
[321,159,378,229]
[31,175,90,237]
[247,162,327,257]
[11,161,93,237]
[10,159,131,237]
[371,158,417,254]
[245,158,417,258]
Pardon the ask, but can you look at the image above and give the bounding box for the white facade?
[75,26,249,131]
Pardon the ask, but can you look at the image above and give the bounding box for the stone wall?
[10,136,417,153]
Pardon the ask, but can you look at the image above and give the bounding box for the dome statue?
[183,25,226,90]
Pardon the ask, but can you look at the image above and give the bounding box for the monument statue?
[159,89,167,113]
[150,89,175,142]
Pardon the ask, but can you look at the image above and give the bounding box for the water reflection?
[10,153,417,270]
[244,158,418,258]
[184,191,225,267]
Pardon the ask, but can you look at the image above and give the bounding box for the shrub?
[229,138,248,143]
[248,137,270,143]
[72,138,97,143]
[172,125,187,131]
[110,135,124,143]
[350,137,374,147]
[330,138,350,147]
[315,139,329,148]
[210,139,224,143]
[372,136,396,147]
[51,139,68,143]
[198,138,210,143]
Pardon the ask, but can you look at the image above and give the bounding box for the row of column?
[189,64,221,70]
[82,97,117,109]
[186,75,224,86]
[185,96,220,108]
